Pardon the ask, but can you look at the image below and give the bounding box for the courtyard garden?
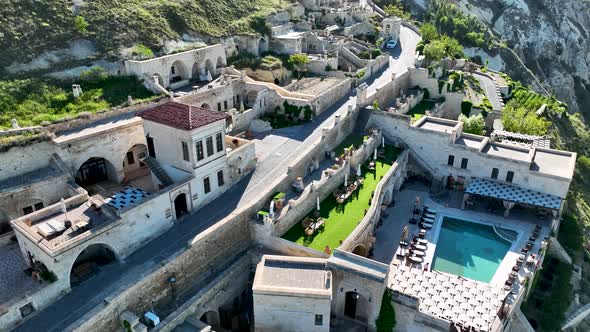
[282,144,402,252]
[406,100,435,121]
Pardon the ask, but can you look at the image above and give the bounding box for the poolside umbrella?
[461,291,471,299]
[206,70,213,82]
[423,298,435,307]
[437,274,449,282]
[391,284,401,292]
[460,302,471,311]
[443,309,454,319]
[452,306,463,314]
[269,200,275,217]
[466,309,478,318]
[427,288,438,297]
[476,305,487,314]
[434,284,445,293]
[473,317,485,328]
[382,136,385,148]
[373,148,377,160]
[454,295,464,303]
[481,313,492,322]
[439,291,451,299]
[464,281,476,288]
[470,287,480,295]
[418,291,428,298]
[483,291,493,300]
[399,281,410,290]
[468,298,479,307]
[413,284,425,293]
[357,166,362,177]
[316,195,320,211]
[442,281,453,289]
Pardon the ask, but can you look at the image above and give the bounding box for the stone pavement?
[0,243,38,305]
[14,26,420,332]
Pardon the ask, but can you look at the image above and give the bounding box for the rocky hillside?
[407,0,590,119]
[0,0,289,74]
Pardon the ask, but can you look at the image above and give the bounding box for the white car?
[386,39,397,49]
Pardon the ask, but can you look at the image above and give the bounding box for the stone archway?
[201,103,212,110]
[191,62,201,81]
[75,157,118,188]
[200,310,220,328]
[344,291,370,322]
[70,243,117,287]
[205,59,215,78]
[169,60,188,84]
[216,56,225,72]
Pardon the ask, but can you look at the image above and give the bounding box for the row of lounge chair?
[402,206,437,264]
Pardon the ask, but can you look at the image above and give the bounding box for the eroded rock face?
[410,0,590,115]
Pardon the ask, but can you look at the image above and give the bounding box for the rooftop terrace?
[415,117,458,134]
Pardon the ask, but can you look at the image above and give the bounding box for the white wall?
[254,293,331,332]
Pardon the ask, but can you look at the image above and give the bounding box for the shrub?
[228,52,258,69]
[75,16,89,34]
[325,64,334,72]
[459,114,485,135]
[80,66,108,81]
[132,44,154,59]
[461,100,472,116]
[40,270,57,283]
[250,15,272,36]
[376,289,396,331]
[356,70,366,78]
[423,88,430,99]
[502,101,549,136]
[438,80,445,94]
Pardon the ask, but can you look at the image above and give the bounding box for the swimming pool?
[432,217,513,283]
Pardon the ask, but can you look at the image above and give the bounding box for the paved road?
[473,72,503,111]
[13,26,420,332]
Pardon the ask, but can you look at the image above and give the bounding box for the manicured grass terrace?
[282,145,402,251]
[332,134,367,157]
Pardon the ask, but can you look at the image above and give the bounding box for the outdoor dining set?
[398,204,437,265]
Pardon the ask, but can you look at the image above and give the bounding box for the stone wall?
[254,293,331,332]
[365,111,573,198]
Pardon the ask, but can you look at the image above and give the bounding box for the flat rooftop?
[0,165,62,191]
[455,134,485,150]
[481,143,532,162]
[531,149,576,178]
[415,117,457,134]
[253,255,332,297]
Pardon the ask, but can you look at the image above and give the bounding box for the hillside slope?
[0,0,288,70]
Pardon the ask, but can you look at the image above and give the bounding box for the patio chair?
[420,222,433,230]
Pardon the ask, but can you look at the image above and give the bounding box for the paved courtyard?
[0,243,39,305]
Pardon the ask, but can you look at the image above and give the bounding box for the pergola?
[461,178,562,217]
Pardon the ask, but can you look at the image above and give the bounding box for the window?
[491,168,499,179]
[447,155,455,166]
[203,177,211,194]
[34,202,44,211]
[224,100,228,110]
[146,136,156,158]
[181,141,190,161]
[217,170,224,186]
[196,141,204,161]
[506,171,514,183]
[315,314,323,326]
[23,206,34,215]
[216,133,223,152]
[126,151,135,165]
[460,158,468,169]
[217,103,222,112]
[171,66,176,75]
[236,95,240,105]
[206,136,214,156]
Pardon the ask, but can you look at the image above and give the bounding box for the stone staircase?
[142,156,174,187]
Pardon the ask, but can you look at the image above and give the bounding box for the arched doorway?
[352,244,368,257]
[123,144,148,182]
[201,103,211,110]
[169,60,188,84]
[174,193,188,219]
[70,243,117,286]
[258,38,266,55]
[205,59,215,78]
[0,209,11,235]
[344,291,369,321]
[216,57,225,72]
[200,310,220,328]
[191,62,200,81]
[75,157,117,187]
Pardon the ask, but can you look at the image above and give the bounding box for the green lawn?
[407,100,435,121]
[333,134,367,158]
[282,145,401,251]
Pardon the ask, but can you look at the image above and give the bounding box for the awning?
[465,178,562,210]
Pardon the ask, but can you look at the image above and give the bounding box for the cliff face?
[412,0,590,117]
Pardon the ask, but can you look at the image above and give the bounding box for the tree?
[501,101,549,136]
[376,290,396,332]
[439,35,463,58]
[459,114,485,135]
[75,16,89,34]
[423,40,446,62]
[420,23,438,43]
[288,54,309,79]
[383,3,410,20]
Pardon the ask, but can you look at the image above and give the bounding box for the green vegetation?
[356,70,366,79]
[424,0,493,49]
[262,102,313,129]
[501,101,550,136]
[260,55,283,70]
[420,30,464,63]
[0,76,154,129]
[383,2,410,20]
[132,44,155,60]
[376,289,396,332]
[558,215,584,257]
[522,256,573,331]
[458,114,485,135]
[288,54,310,79]
[282,145,401,251]
[0,0,292,68]
[359,48,383,60]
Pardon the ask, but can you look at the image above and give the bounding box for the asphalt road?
[13,26,420,332]
[473,72,503,111]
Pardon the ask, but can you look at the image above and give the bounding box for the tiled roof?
[138,102,228,131]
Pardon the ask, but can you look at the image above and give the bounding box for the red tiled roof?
[137,102,229,131]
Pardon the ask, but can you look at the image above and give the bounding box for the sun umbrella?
[391,284,402,292]
[443,281,453,289]
[446,299,456,307]
[466,309,478,318]
[400,225,409,247]
[439,291,451,299]
[470,287,480,295]
[461,291,472,299]
[432,295,443,304]
[443,309,454,319]
[437,274,449,282]
[438,302,449,311]
[418,291,429,299]
[435,284,445,293]
[418,302,429,312]
[452,306,463,314]
[464,281,476,288]
[460,302,471,310]
[476,305,487,314]
[399,281,410,290]
[483,291,493,299]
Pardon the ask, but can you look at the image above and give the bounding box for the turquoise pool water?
[432,217,513,283]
